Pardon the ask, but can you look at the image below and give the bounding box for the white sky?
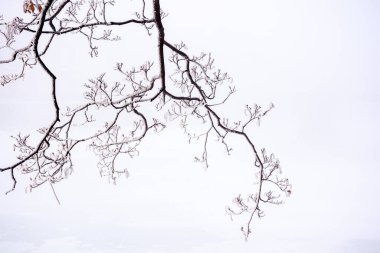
[1,0,380,252]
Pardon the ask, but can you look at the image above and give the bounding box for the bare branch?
[0,0,289,239]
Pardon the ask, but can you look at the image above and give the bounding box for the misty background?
[0,0,379,252]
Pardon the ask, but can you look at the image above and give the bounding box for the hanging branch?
[0,0,290,239]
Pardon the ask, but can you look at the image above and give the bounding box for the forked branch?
[0,0,290,239]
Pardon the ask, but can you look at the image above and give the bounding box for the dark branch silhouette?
[0,0,291,239]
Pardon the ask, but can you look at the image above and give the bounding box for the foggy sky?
[1,0,379,252]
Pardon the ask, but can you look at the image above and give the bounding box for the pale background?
[0,0,379,252]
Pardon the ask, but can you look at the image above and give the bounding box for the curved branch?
[24,19,155,35]
[0,41,33,64]
[46,0,71,22]
[0,0,60,189]
[0,1,289,240]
